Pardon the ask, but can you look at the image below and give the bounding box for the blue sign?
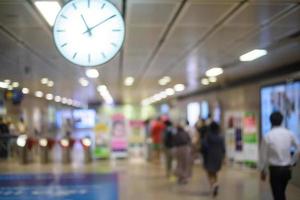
[0,173,118,200]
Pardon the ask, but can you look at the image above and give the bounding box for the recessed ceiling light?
[34,1,61,26]
[239,49,267,62]
[35,91,44,98]
[4,80,10,84]
[12,82,19,88]
[86,69,99,78]
[54,96,61,102]
[159,91,167,99]
[7,85,13,91]
[62,97,68,104]
[205,67,223,77]
[67,99,73,105]
[208,77,217,83]
[174,84,185,92]
[22,88,30,94]
[201,78,210,85]
[165,88,175,96]
[47,81,54,87]
[46,93,53,100]
[79,78,89,87]
[158,76,171,86]
[124,76,135,86]
[41,78,48,84]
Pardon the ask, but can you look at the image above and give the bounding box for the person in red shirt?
[151,117,165,162]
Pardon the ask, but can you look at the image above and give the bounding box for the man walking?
[260,111,300,200]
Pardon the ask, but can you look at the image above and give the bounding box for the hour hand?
[80,14,92,36]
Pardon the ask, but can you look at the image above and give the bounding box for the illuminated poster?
[243,112,258,164]
[93,123,110,159]
[224,111,243,161]
[261,82,300,142]
[111,114,128,158]
[73,109,96,129]
[225,111,258,164]
[128,120,145,159]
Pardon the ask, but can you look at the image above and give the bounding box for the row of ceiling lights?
[200,49,267,86]
[0,78,82,108]
[141,84,185,106]
[41,78,54,87]
[141,49,267,103]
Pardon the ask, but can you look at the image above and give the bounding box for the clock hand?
[83,15,116,34]
[80,14,92,36]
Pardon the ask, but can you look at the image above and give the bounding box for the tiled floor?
[0,158,300,200]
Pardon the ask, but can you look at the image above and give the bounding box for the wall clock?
[53,0,125,67]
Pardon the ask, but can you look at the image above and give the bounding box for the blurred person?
[17,117,27,135]
[144,119,152,161]
[173,123,191,184]
[196,118,208,141]
[7,119,16,135]
[0,117,10,159]
[260,111,300,200]
[201,121,225,197]
[150,117,165,162]
[63,118,73,138]
[184,120,197,177]
[163,120,175,178]
[0,116,9,134]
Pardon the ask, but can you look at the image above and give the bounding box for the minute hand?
[83,15,116,34]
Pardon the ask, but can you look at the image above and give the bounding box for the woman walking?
[201,121,225,197]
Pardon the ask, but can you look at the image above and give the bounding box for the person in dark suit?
[201,121,225,197]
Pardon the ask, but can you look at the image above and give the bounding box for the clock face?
[53,0,125,67]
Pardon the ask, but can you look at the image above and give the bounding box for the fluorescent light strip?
[239,49,267,62]
[34,1,61,26]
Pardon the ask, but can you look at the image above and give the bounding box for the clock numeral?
[112,29,121,32]
[72,3,77,10]
[88,54,91,63]
[61,43,68,48]
[111,42,117,47]
[101,3,106,9]
[56,29,65,32]
[61,15,68,19]
[101,53,106,59]
[73,52,77,59]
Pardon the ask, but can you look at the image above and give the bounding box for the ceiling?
[0,0,299,106]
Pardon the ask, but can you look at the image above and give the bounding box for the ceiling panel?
[0,0,299,105]
[179,2,234,26]
[226,2,292,26]
[128,2,177,26]
[0,2,39,28]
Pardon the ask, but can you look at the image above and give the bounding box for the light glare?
[86,69,99,78]
[239,49,267,62]
[205,67,223,77]
[174,84,185,92]
[35,91,44,98]
[34,1,61,26]
[124,77,135,86]
[22,88,30,94]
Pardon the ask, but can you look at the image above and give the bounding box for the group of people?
[146,116,225,197]
[0,116,27,136]
[146,111,300,200]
